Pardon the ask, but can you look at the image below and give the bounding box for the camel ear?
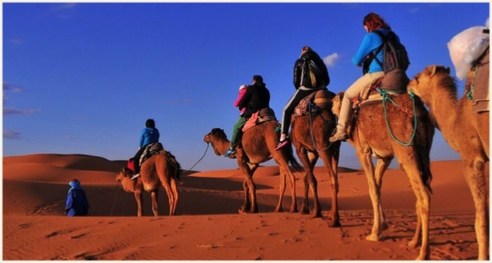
[430,65,437,76]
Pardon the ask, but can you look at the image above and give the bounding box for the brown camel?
[115,150,182,216]
[332,88,435,260]
[289,90,342,227]
[203,121,303,214]
[408,64,489,260]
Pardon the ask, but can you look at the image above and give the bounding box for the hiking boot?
[329,130,348,142]
[131,173,140,180]
[224,147,236,157]
[275,138,290,151]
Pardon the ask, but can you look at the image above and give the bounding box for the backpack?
[369,30,410,74]
[301,58,325,87]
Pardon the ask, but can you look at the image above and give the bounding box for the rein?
[377,88,418,146]
[184,143,210,173]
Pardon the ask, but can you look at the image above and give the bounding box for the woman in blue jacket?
[65,179,90,216]
[131,119,160,179]
[329,12,398,142]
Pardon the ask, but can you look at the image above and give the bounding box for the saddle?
[139,142,164,166]
[356,69,410,108]
[465,47,489,113]
[293,88,336,117]
[242,107,277,132]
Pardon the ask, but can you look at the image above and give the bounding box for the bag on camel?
[365,30,410,74]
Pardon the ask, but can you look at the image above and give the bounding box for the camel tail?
[165,151,184,186]
[286,142,304,173]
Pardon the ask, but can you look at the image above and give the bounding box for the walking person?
[65,179,90,216]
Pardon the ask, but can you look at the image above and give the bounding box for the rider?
[329,12,398,143]
[276,46,330,151]
[224,75,271,157]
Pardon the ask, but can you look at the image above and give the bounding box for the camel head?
[203,128,229,144]
[408,65,453,100]
[331,91,345,117]
[115,167,133,182]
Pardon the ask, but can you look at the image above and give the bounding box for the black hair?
[252,75,263,83]
[145,119,155,128]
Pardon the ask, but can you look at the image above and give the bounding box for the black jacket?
[293,50,330,89]
[238,82,271,118]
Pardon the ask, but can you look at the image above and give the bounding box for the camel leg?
[161,179,176,216]
[319,150,341,227]
[296,149,317,215]
[285,168,298,213]
[240,179,251,213]
[237,159,258,213]
[170,179,179,215]
[374,157,393,231]
[150,190,159,217]
[134,191,143,217]
[274,169,286,213]
[305,151,322,218]
[356,147,383,242]
[463,157,489,260]
[400,162,431,260]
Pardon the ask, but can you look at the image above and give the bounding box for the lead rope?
[379,88,418,146]
[185,143,210,173]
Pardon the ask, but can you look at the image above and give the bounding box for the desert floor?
[2,153,488,260]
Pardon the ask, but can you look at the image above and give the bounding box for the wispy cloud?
[485,17,489,28]
[3,130,21,140]
[323,53,340,68]
[3,107,41,116]
[3,83,41,116]
[10,38,25,45]
[170,98,193,105]
[51,3,77,20]
[409,8,419,14]
[63,136,77,140]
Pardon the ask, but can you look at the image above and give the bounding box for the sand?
[2,153,487,260]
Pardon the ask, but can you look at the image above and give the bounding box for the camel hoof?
[310,212,322,219]
[289,207,298,213]
[274,207,283,213]
[328,220,341,228]
[366,234,383,242]
[381,222,389,231]
[299,205,310,214]
[238,208,247,214]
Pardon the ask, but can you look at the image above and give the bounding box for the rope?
[307,102,333,152]
[379,88,418,147]
[109,182,119,216]
[467,66,479,100]
[184,143,210,173]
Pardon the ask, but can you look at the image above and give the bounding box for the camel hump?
[293,88,333,117]
[242,107,277,133]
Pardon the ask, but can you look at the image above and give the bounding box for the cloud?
[3,130,21,140]
[51,3,77,20]
[3,83,23,93]
[323,53,340,68]
[486,17,489,28]
[409,8,419,14]
[10,38,25,45]
[3,107,41,116]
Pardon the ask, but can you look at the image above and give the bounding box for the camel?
[408,63,489,260]
[289,90,342,227]
[115,150,182,216]
[331,88,435,260]
[203,121,304,214]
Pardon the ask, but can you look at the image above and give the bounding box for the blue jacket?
[65,181,90,216]
[352,28,398,73]
[140,127,160,148]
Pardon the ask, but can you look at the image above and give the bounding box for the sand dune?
[2,153,487,260]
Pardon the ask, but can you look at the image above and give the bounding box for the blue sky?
[3,2,490,171]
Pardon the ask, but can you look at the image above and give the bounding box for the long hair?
[363,12,391,31]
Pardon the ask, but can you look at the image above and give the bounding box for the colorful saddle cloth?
[242,108,277,132]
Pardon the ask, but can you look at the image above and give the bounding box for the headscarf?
[68,179,81,193]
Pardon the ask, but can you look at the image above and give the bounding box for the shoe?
[224,147,236,157]
[275,138,290,151]
[131,173,140,180]
[329,130,348,142]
